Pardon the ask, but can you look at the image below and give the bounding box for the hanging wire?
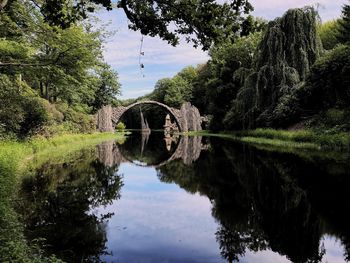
[139,35,145,77]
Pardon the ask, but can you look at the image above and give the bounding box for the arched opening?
[115,101,181,131]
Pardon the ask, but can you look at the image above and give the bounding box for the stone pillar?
[97,105,114,132]
[180,102,202,132]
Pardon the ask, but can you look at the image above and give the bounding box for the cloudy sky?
[98,0,346,99]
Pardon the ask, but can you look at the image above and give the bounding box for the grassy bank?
[0,132,125,263]
[187,129,350,151]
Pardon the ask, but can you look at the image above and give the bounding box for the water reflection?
[158,137,350,262]
[17,148,123,262]
[97,132,207,168]
[15,133,350,263]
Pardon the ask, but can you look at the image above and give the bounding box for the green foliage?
[151,78,172,102]
[318,20,342,50]
[55,103,96,134]
[337,2,350,44]
[303,45,350,111]
[163,75,193,107]
[29,0,254,50]
[0,0,122,139]
[191,64,214,113]
[148,6,348,132]
[204,32,262,130]
[116,122,126,131]
[210,32,262,69]
[240,15,268,37]
[235,128,350,150]
[92,64,121,112]
[149,66,198,107]
[226,7,322,129]
[0,75,49,137]
[0,39,32,61]
[306,108,350,133]
[28,23,105,105]
[223,7,348,130]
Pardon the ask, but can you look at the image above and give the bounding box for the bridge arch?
[96,101,203,133]
[112,100,183,131]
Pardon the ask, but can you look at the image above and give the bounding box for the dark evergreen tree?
[338,2,350,44]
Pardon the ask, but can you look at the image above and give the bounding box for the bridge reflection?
[97,134,208,168]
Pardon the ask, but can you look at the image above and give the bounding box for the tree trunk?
[40,81,44,97]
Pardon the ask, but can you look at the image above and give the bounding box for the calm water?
[17,132,350,263]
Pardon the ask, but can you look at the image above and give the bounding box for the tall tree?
[92,64,121,112]
[338,2,350,44]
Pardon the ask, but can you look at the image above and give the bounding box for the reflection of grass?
[30,133,125,162]
[0,132,125,262]
[186,129,350,151]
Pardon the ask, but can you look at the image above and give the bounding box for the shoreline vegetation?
[186,129,350,151]
[0,132,126,263]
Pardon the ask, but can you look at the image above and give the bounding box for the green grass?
[186,128,350,151]
[238,129,350,150]
[0,132,125,263]
[239,136,319,149]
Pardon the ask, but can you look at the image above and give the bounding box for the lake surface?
[17,131,350,262]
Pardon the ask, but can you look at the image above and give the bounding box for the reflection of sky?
[97,163,347,263]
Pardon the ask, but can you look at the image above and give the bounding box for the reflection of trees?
[17,148,123,263]
[157,137,350,263]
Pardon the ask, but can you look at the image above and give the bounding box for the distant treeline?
[131,4,350,132]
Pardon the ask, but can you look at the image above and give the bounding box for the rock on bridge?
[96,101,204,132]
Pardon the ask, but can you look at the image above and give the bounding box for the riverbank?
[186,129,350,151]
[0,132,126,263]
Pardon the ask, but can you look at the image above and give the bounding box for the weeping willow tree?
[226,7,323,129]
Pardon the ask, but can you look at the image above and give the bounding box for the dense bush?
[306,108,350,132]
[318,20,342,50]
[266,44,350,129]
[0,75,49,138]
[116,122,126,131]
[54,103,96,134]
[302,45,350,110]
[0,74,98,139]
[149,66,197,108]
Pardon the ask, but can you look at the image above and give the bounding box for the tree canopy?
[338,2,350,44]
[1,0,254,50]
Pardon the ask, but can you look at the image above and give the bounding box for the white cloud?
[250,0,345,21]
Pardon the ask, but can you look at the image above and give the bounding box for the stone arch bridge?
[96,100,204,132]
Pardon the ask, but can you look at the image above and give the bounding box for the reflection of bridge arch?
[96,101,204,133]
[97,136,207,168]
